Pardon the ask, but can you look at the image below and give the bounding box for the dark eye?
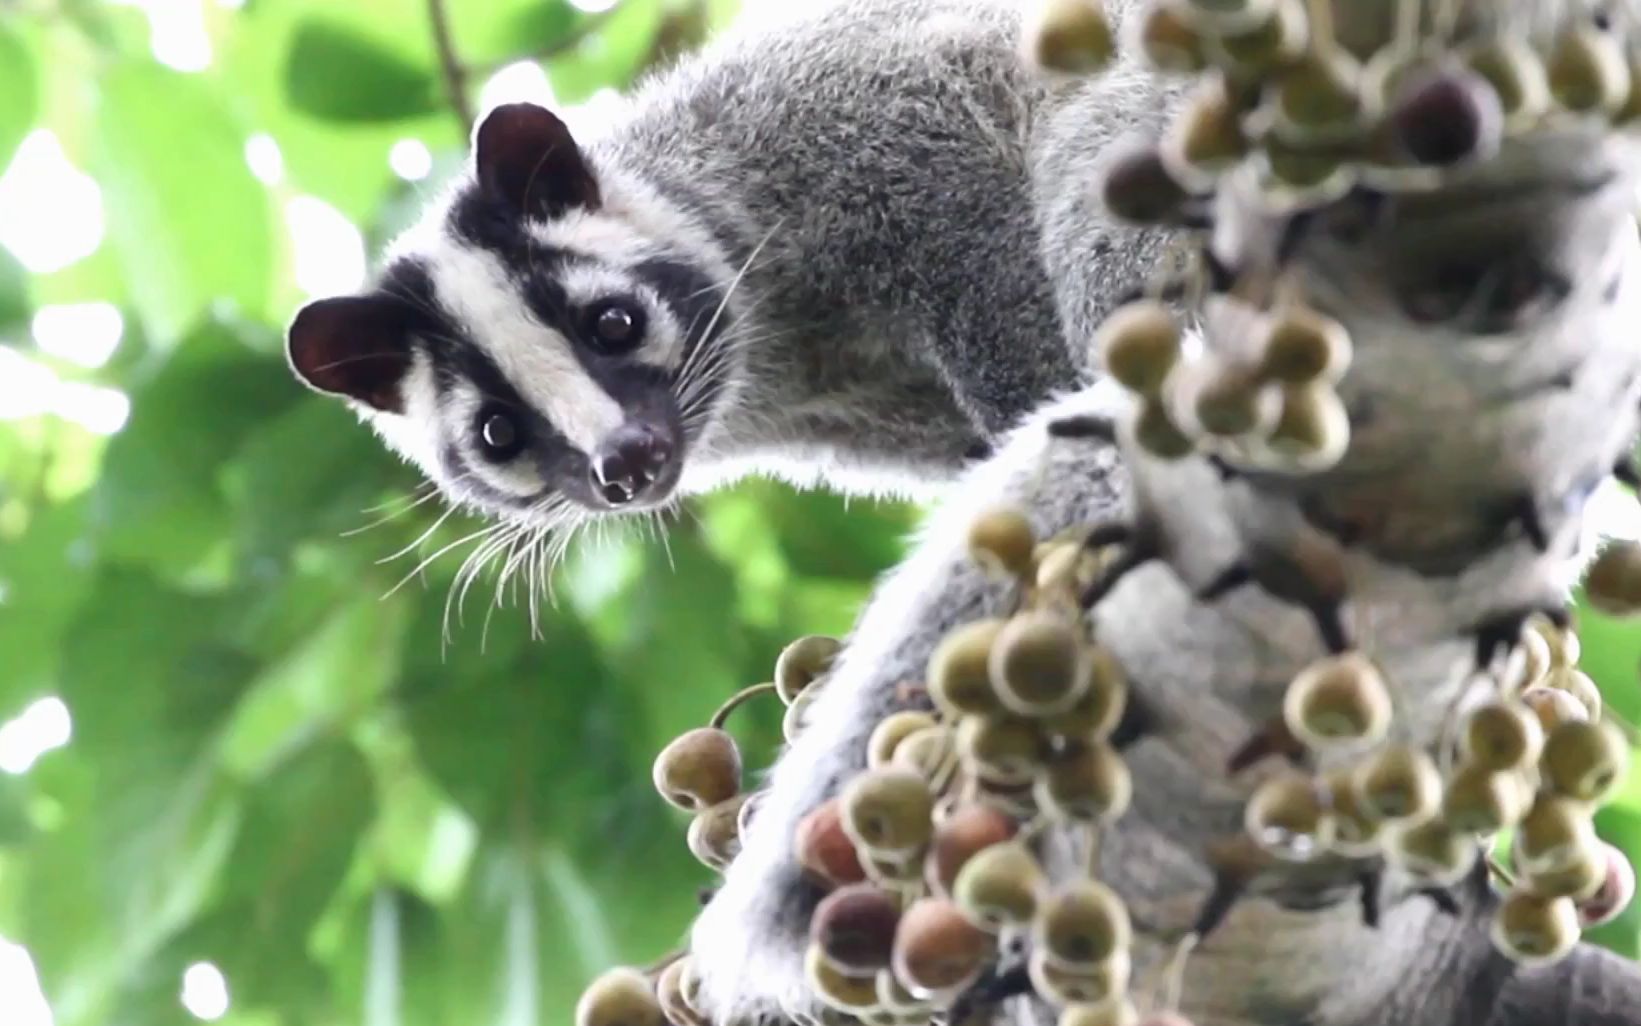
[477,408,526,462]
[587,300,646,354]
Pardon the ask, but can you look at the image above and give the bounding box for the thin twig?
[710,682,779,729]
[427,0,474,129]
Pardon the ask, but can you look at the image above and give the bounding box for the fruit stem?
[1486,854,1517,890]
[1163,932,1201,1012]
[1435,672,1483,778]
[1432,0,1460,42]
[1084,823,1103,878]
[1020,813,1054,848]
[1305,0,1335,57]
[710,682,780,729]
[932,750,964,798]
[1393,0,1422,56]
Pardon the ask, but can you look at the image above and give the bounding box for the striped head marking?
[285,103,737,524]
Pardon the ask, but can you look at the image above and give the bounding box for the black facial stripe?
[449,183,528,262]
[373,258,442,335]
[632,257,732,371]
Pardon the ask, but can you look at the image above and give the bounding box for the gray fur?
[597,0,1166,496]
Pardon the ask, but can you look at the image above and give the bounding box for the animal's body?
[283,1,1641,1024]
[287,0,1171,528]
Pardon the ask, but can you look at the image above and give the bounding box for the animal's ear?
[473,102,602,219]
[286,295,414,413]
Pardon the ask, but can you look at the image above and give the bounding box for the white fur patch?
[424,234,624,455]
[363,351,441,474]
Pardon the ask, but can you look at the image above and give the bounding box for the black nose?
[592,425,674,506]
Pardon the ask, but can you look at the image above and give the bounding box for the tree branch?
[426,0,473,130]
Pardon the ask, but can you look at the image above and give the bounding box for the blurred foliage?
[0,2,1635,1025]
[0,1,919,1023]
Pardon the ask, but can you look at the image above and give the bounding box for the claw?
[944,965,1030,1026]
[1495,493,1550,553]
[1471,604,1569,673]
[1358,868,1382,930]
[1207,454,1241,482]
[1047,415,1118,443]
[1417,886,1462,918]
[1308,599,1350,655]
[1080,527,1161,609]
[1616,457,1640,489]
[1228,717,1308,775]
[1110,695,1155,752]
[1198,562,1254,603]
[1194,837,1267,941]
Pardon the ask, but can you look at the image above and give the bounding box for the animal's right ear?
[473,102,602,220]
[286,295,413,414]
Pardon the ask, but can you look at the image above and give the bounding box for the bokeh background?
[0,1,1636,1024]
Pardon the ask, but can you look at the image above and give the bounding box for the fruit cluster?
[1035,0,1641,201]
[786,511,1151,1025]
[574,510,1639,1026]
[576,512,1204,1026]
[1094,293,1354,471]
[1244,618,1636,966]
[1027,0,1641,474]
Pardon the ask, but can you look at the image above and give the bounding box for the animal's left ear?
[286,295,414,413]
[474,102,602,219]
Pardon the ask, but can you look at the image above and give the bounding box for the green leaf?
[20,755,242,1026]
[94,62,274,345]
[404,840,696,1026]
[225,396,412,565]
[0,23,37,170]
[1590,805,1641,959]
[1577,605,1641,726]
[400,598,625,835]
[453,0,583,67]
[221,591,410,780]
[91,320,301,574]
[0,775,34,846]
[761,483,916,581]
[547,0,666,102]
[218,0,458,223]
[199,739,375,1009]
[284,19,442,123]
[575,530,751,762]
[0,497,93,715]
[327,888,456,1026]
[0,245,28,333]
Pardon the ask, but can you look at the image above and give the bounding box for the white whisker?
[384,523,499,600]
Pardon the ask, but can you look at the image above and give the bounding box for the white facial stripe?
[426,240,625,455]
[363,350,440,473]
[533,209,658,261]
